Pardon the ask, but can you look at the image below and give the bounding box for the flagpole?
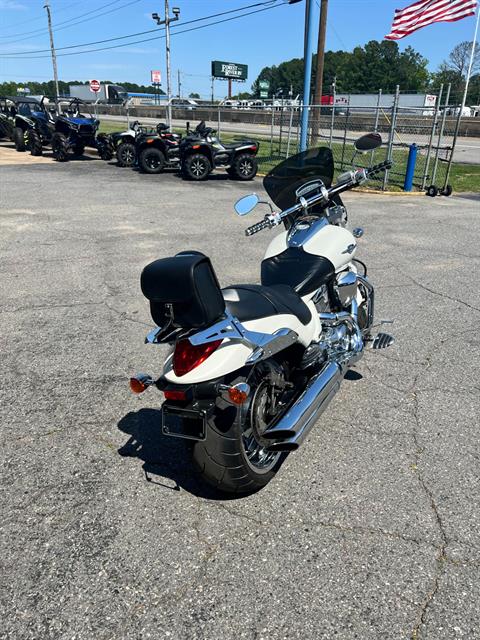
[442,4,479,191]
[460,4,480,113]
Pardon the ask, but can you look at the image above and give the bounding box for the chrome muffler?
[262,361,343,452]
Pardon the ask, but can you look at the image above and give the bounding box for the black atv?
[52,98,112,161]
[0,96,16,141]
[10,97,56,155]
[179,121,259,181]
[136,123,182,174]
[108,120,156,167]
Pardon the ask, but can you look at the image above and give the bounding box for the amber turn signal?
[129,374,153,394]
[227,383,250,405]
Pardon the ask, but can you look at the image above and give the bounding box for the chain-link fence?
[98,84,474,191]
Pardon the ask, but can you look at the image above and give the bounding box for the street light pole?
[152,3,180,128]
[44,0,59,99]
[300,0,316,151]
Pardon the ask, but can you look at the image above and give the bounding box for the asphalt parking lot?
[1,153,479,640]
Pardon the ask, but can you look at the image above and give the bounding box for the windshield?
[263,147,334,210]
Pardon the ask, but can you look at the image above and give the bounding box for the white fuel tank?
[264,222,356,271]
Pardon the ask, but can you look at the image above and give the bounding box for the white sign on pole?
[151,70,161,84]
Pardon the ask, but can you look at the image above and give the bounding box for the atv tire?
[117,142,136,167]
[97,134,113,161]
[52,132,69,162]
[182,153,211,181]
[138,147,165,174]
[28,130,43,156]
[230,153,257,180]
[72,143,85,157]
[13,127,26,152]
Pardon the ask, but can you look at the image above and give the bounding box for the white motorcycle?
[130,133,394,494]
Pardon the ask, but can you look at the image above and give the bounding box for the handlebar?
[244,159,393,237]
[245,218,272,236]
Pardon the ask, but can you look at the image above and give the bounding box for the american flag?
[385,0,478,40]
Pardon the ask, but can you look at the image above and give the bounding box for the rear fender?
[184,144,213,164]
[163,310,318,385]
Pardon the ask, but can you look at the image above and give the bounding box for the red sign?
[89,79,101,93]
[151,70,161,84]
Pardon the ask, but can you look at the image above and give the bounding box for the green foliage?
[252,39,430,98]
[188,92,201,99]
[0,80,164,97]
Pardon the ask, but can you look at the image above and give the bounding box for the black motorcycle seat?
[222,284,312,326]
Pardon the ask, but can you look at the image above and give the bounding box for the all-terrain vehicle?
[52,98,112,161]
[9,97,56,155]
[179,121,259,181]
[107,120,157,167]
[0,96,16,141]
[136,123,182,174]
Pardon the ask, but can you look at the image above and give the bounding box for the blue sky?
[0,0,478,97]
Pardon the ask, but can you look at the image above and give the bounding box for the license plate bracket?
[162,404,212,441]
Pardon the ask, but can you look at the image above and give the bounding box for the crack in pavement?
[409,354,449,640]
[401,271,480,314]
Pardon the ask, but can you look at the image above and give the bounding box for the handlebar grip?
[245,218,271,236]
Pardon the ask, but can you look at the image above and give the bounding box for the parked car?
[169,98,198,110]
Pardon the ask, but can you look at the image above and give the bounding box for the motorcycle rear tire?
[192,373,285,495]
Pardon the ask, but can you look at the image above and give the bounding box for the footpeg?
[371,332,395,350]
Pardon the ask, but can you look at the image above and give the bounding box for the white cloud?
[0,0,27,10]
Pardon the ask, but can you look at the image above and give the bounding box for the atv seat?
[222,284,311,326]
[221,140,256,150]
[157,123,169,132]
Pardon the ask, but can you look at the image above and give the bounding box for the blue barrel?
[404,143,417,192]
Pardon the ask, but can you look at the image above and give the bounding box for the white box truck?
[69,83,128,104]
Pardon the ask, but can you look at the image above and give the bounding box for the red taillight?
[164,389,187,401]
[173,339,222,376]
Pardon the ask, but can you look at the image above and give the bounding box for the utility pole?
[211,76,214,104]
[177,69,181,98]
[152,3,180,128]
[44,0,59,99]
[312,0,328,144]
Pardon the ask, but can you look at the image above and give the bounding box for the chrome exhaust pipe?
[263,361,343,452]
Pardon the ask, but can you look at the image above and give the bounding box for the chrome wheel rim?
[242,384,280,473]
[122,148,134,163]
[191,159,206,176]
[239,159,253,176]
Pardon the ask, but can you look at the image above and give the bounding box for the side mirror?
[234,194,259,216]
[355,132,382,153]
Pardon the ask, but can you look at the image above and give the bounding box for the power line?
[1,0,279,55]
[0,0,79,33]
[0,2,283,59]
[0,0,139,43]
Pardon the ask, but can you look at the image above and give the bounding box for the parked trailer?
[333,93,437,114]
[69,84,128,105]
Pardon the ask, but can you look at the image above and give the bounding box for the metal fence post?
[286,106,294,158]
[421,83,443,191]
[383,85,400,191]
[340,100,351,171]
[217,107,221,138]
[370,88,382,165]
[432,83,451,185]
[329,78,336,149]
[270,108,274,157]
